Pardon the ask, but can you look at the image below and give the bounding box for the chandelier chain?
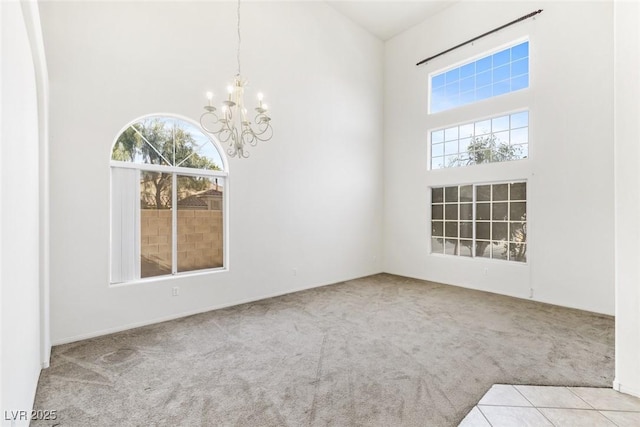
[236,0,241,76]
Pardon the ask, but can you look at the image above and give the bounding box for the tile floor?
[459,384,640,426]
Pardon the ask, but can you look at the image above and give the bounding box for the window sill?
[109,267,228,287]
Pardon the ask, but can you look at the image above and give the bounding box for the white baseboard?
[52,270,384,346]
[613,379,640,398]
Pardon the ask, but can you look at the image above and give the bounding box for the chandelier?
[200,0,272,159]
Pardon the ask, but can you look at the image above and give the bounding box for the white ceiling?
[326,1,456,41]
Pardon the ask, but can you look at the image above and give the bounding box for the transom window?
[431,111,529,169]
[431,182,527,262]
[430,40,529,113]
[110,116,227,284]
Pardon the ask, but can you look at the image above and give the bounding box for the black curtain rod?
[416,9,543,67]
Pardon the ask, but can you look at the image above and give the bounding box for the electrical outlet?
[172,287,180,296]
[483,267,489,275]
[292,268,297,276]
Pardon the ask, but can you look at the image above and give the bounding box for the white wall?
[384,1,615,315]
[1,1,43,425]
[39,1,384,344]
[614,0,640,398]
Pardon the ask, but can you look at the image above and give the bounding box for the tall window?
[431,182,527,262]
[110,115,227,284]
[430,40,529,114]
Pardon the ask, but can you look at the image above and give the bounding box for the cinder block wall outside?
[141,209,223,275]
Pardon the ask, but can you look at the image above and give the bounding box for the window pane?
[509,243,527,262]
[476,222,490,240]
[492,115,509,132]
[445,68,460,83]
[444,127,459,141]
[510,182,526,200]
[476,185,491,201]
[493,131,509,145]
[432,187,444,203]
[444,239,458,255]
[445,204,458,220]
[511,57,529,76]
[476,85,492,101]
[476,70,491,87]
[460,222,473,239]
[511,74,529,91]
[445,140,458,155]
[493,49,510,67]
[460,76,474,92]
[492,222,508,241]
[432,204,443,220]
[492,241,508,260]
[492,202,508,220]
[177,175,224,272]
[445,186,459,202]
[140,171,173,278]
[475,120,491,135]
[458,123,473,138]
[459,240,473,257]
[432,221,444,237]
[493,64,510,82]
[510,222,526,243]
[431,237,444,253]
[476,203,490,220]
[476,241,491,258]
[445,155,459,168]
[432,130,444,144]
[432,143,444,157]
[510,202,527,221]
[511,127,528,144]
[511,111,529,128]
[511,41,528,60]
[460,185,473,202]
[432,74,445,89]
[493,184,509,201]
[513,144,528,158]
[445,222,458,238]
[460,62,475,78]
[174,121,224,170]
[432,156,445,169]
[460,203,473,220]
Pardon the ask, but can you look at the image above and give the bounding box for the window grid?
[430,40,529,114]
[431,111,529,170]
[111,115,227,284]
[431,182,526,263]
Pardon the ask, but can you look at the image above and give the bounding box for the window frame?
[429,180,528,264]
[428,37,530,115]
[109,113,229,286]
[429,109,530,170]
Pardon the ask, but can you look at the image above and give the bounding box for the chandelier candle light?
[200,0,273,159]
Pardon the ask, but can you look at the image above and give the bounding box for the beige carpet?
[32,274,614,426]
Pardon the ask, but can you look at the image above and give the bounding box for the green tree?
[453,134,524,167]
[112,118,221,209]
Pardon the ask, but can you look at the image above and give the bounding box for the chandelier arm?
[248,122,273,141]
[199,111,223,134]
[241,128,258,147]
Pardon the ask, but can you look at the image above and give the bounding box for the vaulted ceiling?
[326,1,456,41]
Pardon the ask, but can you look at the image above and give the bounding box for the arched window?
[110,115,228,284]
